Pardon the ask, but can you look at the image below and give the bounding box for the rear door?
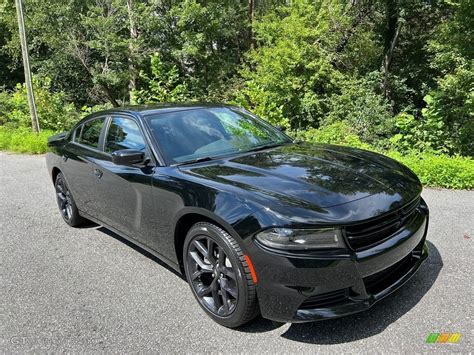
[61,116,107,216]
[93,115,156,245]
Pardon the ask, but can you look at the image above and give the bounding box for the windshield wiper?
[176,156,214,166]
[177,143,285,166]
[247,142,284,153]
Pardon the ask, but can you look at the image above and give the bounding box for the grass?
[0,126,55,154]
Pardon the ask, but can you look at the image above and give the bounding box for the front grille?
[299,288,349,310]
[363,253,414,295]
[344,197,420,251]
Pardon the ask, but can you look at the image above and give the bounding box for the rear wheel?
[55,172,85,227]
[183,222,259,327]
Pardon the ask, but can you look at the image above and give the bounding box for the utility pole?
[248,0,255,49]
[15,0,40,132]
[127,0,138,102]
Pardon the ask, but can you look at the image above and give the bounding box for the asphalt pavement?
[0,152,472,353]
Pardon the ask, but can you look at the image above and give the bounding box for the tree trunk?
[70,39,120,107]
[102,83,120,107]
[334,2,371,55]
[381,0,402,100]
[382,20,402,99]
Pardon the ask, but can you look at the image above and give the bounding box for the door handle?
[94,168,103,179]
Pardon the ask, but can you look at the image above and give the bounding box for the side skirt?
[79,210,183,275]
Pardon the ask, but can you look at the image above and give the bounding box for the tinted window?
[72,125,82,142]
[76,118,104,148]
[105,117,146,153]
[145,107,290,164]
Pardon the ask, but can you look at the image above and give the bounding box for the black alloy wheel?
[54,172,84,227]
[188,235,238,316]
[183,222,259,327]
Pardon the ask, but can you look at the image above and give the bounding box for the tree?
[0,8,22,90]
[237,1,353,129]
[425,0,474,156]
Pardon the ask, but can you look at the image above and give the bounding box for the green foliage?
[427,0,473,74]
[0,126,53,154]
[134,54,193,103]
[423,0,474,156]
[387,151,474,190]
[296,122,474,189]
[293,122,374,151]
[391,68,473,156]
[0,77,78,131]
[237,0,345,129]
[0,0,472,187]
[80,103,114,118]
[323,75,394,146]
[423,67,473,156]
[168,0,249,99]
[389,104,450,154]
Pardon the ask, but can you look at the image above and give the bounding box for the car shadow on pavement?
[96,226,187,281]
[239,241,443,344]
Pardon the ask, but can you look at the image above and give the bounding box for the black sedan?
[46,104,429,327]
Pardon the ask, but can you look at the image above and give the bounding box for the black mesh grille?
[344,197,420,251]
[299,288,349,310]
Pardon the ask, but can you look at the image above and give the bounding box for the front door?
[93,115,155,246]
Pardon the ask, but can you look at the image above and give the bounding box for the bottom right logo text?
[426,333,461,344]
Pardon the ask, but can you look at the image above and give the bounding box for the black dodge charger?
[46,104,429,327]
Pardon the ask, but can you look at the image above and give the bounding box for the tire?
[54,172,85,227]
[183,222,259,327]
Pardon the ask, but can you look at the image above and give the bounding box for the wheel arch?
[51,166,61,184]
[173,208,243,274]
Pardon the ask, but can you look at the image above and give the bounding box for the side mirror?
[111,149,147,166]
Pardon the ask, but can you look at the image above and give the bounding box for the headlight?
[255,228,345,250]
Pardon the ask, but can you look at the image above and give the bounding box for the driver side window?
[105,117,146,153]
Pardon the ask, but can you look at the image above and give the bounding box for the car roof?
[92,102,235,118]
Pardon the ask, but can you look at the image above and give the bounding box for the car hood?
[179,142,421,212]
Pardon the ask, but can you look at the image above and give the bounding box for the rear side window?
[72,125,82,141]
[76,118,104,148]
[105,117,146,153]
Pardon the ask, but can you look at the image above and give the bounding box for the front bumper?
[246,201,429,323]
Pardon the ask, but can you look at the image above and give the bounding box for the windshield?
[145,107,292,164]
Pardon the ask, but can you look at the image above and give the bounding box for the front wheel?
[54,172,85,227]
[183,222,259,327]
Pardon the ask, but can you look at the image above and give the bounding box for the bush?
[0,77,78,131]
[391,78,474,156]
[323,75,395,146]
[80,103,113,118]
[386,151,474,190]
[293,121,374,150]
[389,110,451,154]
[133,54,195,104]
[237,1,345,130]
[0,127,54,154]
[294,122,474,189]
